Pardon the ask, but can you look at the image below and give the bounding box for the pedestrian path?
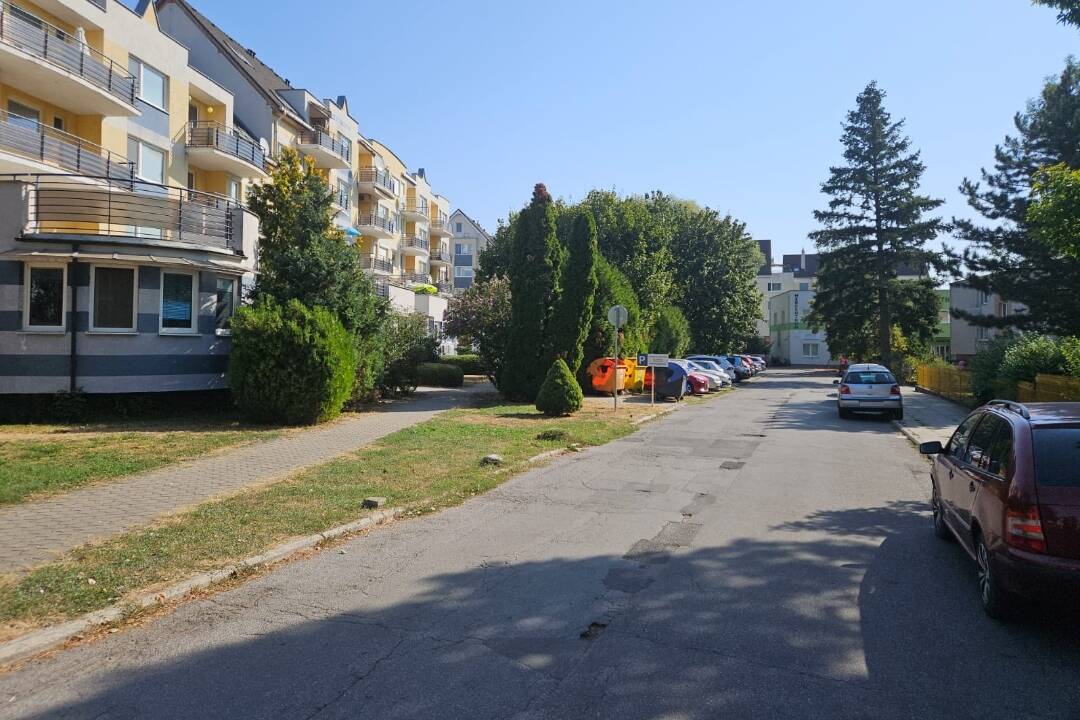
[0,384,494,574]
[896,387,970,447]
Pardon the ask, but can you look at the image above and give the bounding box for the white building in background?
[768,290,832,366]
[449,209,491,291]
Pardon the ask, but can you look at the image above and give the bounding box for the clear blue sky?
[190,0,1075,259]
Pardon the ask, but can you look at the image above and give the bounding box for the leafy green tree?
[535,358,584,416]
[546,212,598,373]
[1033,0,1080,27]
[501,184,564,400]
[580,257,645,385]
[477,216,514,282]
[650,304,691,357]
[953,59,1080,337]
[1027,163,1080,258]
[809,81,945,368]
[444,277,512,388]
[246,147,342,254]
[670,209,761,353]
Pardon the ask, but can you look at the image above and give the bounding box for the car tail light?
[839,384,851,395]
[1006,506,1047,554]
[890,384,901,396]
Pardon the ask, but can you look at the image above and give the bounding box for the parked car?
[649,363,688,401]
[683,361,724,391]
[747,355,768,370]
[919,400,1080,619]
[724,355,755,379]
[741,355,765,373]
[687,355,743,382]
[688,359,732,386]
[834,363,902,420]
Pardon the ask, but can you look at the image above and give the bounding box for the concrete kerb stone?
[0,509,403,667]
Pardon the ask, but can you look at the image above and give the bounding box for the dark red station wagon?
[920,400,1080,619]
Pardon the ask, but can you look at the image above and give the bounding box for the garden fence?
[916,365,973,404]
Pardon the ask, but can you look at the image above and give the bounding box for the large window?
[160,272,197,334]
[455,266,474,279]
[215,277,237,332]
[23,265,66,331]
[455,242,472,256]
[133,58,168,110]
[91,266,136,332]
[802,343,819,358]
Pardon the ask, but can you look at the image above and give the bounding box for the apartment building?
[768,289,832,366]
[754,244,819,339]
[950,282,1025,362]
[157,0,455,339]
[449,209,491,290]
[0,0,261,394]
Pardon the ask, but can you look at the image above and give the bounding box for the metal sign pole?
[613,329,619,413]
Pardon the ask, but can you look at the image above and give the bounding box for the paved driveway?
[2,369,1078,719]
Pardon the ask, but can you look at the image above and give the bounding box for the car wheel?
[931,486,952,541]
[838,407,849,419]
[975,533,1014,621]
[893,408,904,421]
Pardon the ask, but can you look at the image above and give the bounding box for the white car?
[688,359,732,386]
[834,363,903,420]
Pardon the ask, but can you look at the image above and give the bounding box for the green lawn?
[0,424,283,505]
[0,402,643,631]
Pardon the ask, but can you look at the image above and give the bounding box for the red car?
[920,400,1080,619]
[686,372,710,395]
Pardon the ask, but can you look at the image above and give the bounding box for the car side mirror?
[919,441,943,455]
[832,379,839,385]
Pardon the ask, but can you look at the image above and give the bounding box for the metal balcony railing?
[331,183,350,210]
[429,217,451,234]
[7,173,240,251]
[373,276,389,298]
[362,255,393,273]
[356,212,395,234]
[0,2,137,106]
[403,198,429,216]
[401,236,429,252]
[429,247,452,263]
[401,272,431,284]
[356,167,395,195]
[185,121,266,172]
[0,109,134,179]
[296,129,350,162]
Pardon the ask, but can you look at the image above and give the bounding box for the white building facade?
[768,290,832,366]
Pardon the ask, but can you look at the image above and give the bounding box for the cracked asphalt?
[3,369,1080,719]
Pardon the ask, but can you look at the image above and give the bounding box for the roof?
[450,209,493,241]
[781,253,820,277]
[156,0,308,126]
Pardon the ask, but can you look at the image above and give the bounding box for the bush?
[414,283,437,295]
[1062,337,1080,377]
[440,354,485,375]
[417,362,465,387]
[228,299,358,424]
[1000,334,1066,388]
[650,304,691,357]
[381,312,439,397]
[970,335,1017,402]
[535,358,584,416]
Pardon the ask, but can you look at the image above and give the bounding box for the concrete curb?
[892,420,921,447]
[0,508,403,667]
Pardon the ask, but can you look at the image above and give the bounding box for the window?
[1033,426,1080,487]
[947,413,982,460]
[215,277,237,332]
[799,282,810,291]
[455,243,472,256]
[53,117,64,131]
[767,282,782,292]
[227,179,241,202]
[976,326,990,341]
[133,58,168,110]
[978,290,990,306]
[455,222,463,233]
[844,371,896,385]
[160,272,197,333]
[7,100,39,129]
[133,140,165,183]
[966,414,1011,474]
[23,265,66,331]
[455,266,474,279]
[802,343,819,358]
[91,266,136,332]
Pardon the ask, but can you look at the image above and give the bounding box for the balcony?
[400,271,431,285]
[402,198,429,221]
[361,255,393,274]
[0,2,138,116]
[295,129,350,169]
[372,276,389,299]
[436,280,453,295]
[356,212,396,240]
[0,108,133,179]
[6,173,243,253]
[330,183,350,212]
[356,167,395,199]
[400,235,429,255]
[429,217,453,238]
[429,246,452,266]
[185,122,268,179]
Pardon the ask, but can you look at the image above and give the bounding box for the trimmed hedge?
[228,299,358,424]
[439,354,485,375]
[417,362,465,387]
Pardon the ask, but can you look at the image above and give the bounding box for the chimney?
[417,167,426,179]
[800,248,806,270]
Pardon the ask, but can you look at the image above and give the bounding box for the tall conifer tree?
[546,212,598,374]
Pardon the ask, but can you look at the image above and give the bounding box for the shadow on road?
[16,501,1080,719]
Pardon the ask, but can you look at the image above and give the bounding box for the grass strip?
[0,403,637,631]
[0,428,282,505]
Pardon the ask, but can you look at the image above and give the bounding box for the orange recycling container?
[586,357,628,395]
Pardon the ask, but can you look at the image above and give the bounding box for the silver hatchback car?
[835,363,903,420]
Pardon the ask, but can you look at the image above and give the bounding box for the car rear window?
[1033,426,1080,487]
[844,372,895,385]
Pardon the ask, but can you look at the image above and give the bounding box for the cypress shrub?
[545,211,598,373]
[228,299,358,424]
[417,362,465,387]
[535,358,584,416]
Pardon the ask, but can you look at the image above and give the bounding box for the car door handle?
[968,481,976,493]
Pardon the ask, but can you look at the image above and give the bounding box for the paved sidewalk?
[895,387,970,447]
[0,384,495,574]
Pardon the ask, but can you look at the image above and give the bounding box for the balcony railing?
[0,2,137,106]
[356,167,395,195]
[296,129,350,162]
[362,255,393,273]
[401,236,429,252]
[9,173,240,251]
[436,281,453,294]
[331,183,350,210]
[0,109,134,179]
[373,276,389,298]
[356,212,395,234]
[429,218,452,235]
[403,198,429,216]
[429,247,452,263]
[185,121,266,172]
[401,272,431,284]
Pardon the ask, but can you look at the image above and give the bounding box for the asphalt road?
[3,369,1079,719]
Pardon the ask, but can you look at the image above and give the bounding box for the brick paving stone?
[0,385,493,574]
